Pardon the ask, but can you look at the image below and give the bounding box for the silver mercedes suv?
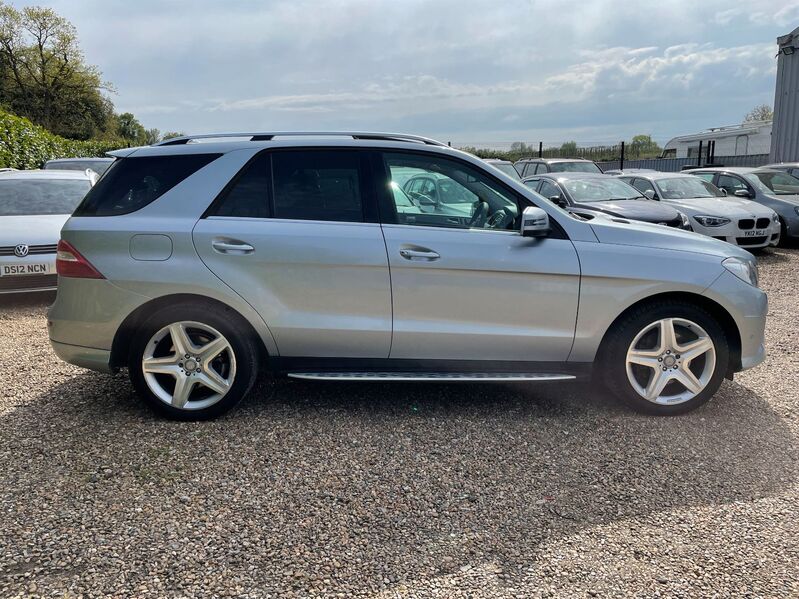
[48,132,767,420]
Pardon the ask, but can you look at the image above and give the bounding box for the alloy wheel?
[625,317,716,405]
[141,321,236,410]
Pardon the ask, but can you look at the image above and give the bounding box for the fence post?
[619,141,624,171]
[697,140,703,167]
[538,141,543,158]
[447,141,451,147]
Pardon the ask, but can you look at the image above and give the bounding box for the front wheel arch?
[111,294,267,370]
[596,292,742,374]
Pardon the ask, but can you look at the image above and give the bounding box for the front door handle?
[399,248,440,261]
[212,239,254,255]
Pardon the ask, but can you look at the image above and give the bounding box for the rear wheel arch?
[596,292,742,373]
[111,294,268,369]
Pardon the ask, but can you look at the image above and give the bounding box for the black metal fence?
[596,154,771,172]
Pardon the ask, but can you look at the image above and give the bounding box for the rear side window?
[209,153,271,218]
[272,150,364,222]
[74,154,220,216]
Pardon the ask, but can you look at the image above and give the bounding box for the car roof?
[483,158,512,164]
[765,162,799,168]
[531,172,614,181]
[0,168,95,181]
[620,171,700,181]
[515,157,595,164]
[45,157,114,163]
[689,166,758,174]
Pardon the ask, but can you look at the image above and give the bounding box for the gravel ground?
[0,249,797,598]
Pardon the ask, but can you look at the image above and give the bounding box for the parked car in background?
[514,157,602,178]
[617,172,780,250]
[522,173,691,230]
[763,162,799,177]
[689,167,799,245]
[483,158,521,180]
[0,169,96,294]
[44,157,114,176]
[49,132,766,420]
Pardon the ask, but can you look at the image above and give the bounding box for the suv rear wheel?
[128,303,258,420]
[601,301,729,415]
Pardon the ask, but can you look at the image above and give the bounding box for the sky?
[26,0,799,148]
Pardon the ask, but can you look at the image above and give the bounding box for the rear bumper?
[50,340,112,372]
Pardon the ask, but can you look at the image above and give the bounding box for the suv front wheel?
[128,303,258,420]
[601,301,729,415]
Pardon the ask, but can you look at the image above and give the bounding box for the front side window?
[692,172,715,183]
[562,178,642,202]
[716,174,748,195]
[656,177,723,199]
[75,154,220,216]
[630,178,656,196]
[538,180,562,200]
[549,161,602,174]
[383,152,520,231]
[491,162,521,180]
[743,171,799,196]
[0,179,92,215]
[272,150,364,222]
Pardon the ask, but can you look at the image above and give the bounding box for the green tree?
[115,112,147,145]
[161,131,185,141]
[144,127,161,145]
[559,141,578,156]
[744,104,773,123]
[628,134,662,158]
[0,2,113,139]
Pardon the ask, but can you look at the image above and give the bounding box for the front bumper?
[690,220,779,249]
[703,270,767,373]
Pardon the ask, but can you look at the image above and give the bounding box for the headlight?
[794,206,799,217]
[680,213,692,230]
[694,215,731,227]
[722,257,758,287]
[773,212,780,222]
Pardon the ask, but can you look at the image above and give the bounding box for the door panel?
[194,218,392,357]
[382,224,581,361]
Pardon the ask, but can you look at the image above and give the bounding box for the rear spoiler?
[106,147,141,158]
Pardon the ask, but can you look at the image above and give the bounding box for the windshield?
[656,177,723,199]
[549,161,602,174]
[46,160,112,175]
[0,179,92,216]
[744,171,799,196]
[562,178,642,202]
[491,163,521,180]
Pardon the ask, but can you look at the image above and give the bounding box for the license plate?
[0,263,53,276]
[743,229,766,237]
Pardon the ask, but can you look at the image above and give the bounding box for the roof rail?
[155,131,448,147]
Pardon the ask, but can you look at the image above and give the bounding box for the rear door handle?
[212,239,254,254]
[399,248,440,261]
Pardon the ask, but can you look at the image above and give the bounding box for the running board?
[287,372,576,382]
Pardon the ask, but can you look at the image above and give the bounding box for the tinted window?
[75,154,220,216]
[523,163,538,177]
[743,171,799,196]
[539,180,561,199]
[549,161,602,174]
[631,178,656,195]
[210,153,270,218]
[272,151,364,222]
[383,152,519,231]
[0,179,92,215]
[717,174,748,195]
[489,162,521,180]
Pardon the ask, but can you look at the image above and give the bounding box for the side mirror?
[521,206,550,237]
[720,188,728,196]
[643,189,657,200]
[549,195,568,208]
[734,189,752,198]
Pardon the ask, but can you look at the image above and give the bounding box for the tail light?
[56,240,104,279]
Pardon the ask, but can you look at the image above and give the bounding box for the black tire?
[128,302,259,420]
[599,301,729,415]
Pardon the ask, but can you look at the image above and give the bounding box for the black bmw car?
[522,172,691,229]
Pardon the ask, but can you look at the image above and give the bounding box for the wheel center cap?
[663,355,676,368]
[185,358,198,371]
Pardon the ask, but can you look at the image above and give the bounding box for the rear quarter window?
[74,154,220,216]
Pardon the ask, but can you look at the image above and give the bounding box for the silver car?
[44,157,114,176]
[0,169,96,294]
[48,132,767,420]
[617,172,781,249]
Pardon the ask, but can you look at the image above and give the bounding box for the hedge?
[0,109,124,169]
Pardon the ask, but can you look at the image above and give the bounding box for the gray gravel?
[1,249,798,598]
